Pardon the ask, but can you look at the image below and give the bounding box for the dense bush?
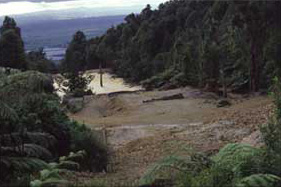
[68,121,108,172]
[0,71,107,185]
[26,48,57,73]
[30,150,88,187]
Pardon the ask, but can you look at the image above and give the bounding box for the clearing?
[68,85,273,185]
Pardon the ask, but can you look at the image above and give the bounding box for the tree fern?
[39,169,63,181]
[60,150,87,163]
[0,132,57,150]
[0,157,48,175]
[22,144,53,160]
[0,71,53,94]
[204,143,266,187]
[0,100,18,121]
[0,71,54,105]
[57,160,80,171]
[236,174,281,187]
[213,143,265,176]
[140,153,211,186]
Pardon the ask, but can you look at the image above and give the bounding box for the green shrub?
[236,174,281,187]
[39,169,63,181]
[0,71,107,185]
[212,143,265,179]
[170,72,188,87]
[58,161,80,171]
[72,88,86,98]
[195,143,265,187]
[64,98,84,113]
[68,122,108,172]
[141,68,179,90]
[260,77,281,176]
[140,152,211,186]
[30,151,87,187]
[140,143,268,187]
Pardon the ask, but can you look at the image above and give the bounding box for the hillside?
[63,1,280,94]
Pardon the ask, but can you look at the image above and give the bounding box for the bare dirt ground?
[69,87,273,186]
[70,87,223,126]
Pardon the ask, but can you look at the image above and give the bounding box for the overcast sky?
[0,0,165,16]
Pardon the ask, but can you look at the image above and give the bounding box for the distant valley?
[19,15,125,61]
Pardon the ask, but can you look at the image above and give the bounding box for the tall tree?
[61,31,87,73]
[0,16,26,69]
[26,48,56,73]
[233,1,270,91]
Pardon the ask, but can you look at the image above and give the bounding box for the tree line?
[2,1,280,94]
[63,0,281,94]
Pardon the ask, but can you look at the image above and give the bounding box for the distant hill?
[20,15,125,51]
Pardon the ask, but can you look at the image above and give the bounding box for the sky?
[0,0,165,17]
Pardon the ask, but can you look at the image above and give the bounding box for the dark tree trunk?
[222,70,228,98]
[99,62,103,87]
[250,41,259,92]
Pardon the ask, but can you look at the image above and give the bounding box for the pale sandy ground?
[53,70,143,101]
[85,70,144,95]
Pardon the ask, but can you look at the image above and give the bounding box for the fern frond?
[39,169,63,181]
[60,150,87,163]
[30,179,43,187]
[48,162,59,169]
[0,157,48,173]
[25,132,57,149]
[208,143,266,186]
[20,93,45,105]
[27,72,53,93]
[140,156,185,185]
[0,132,57,149]
[236,174,281,187]
[1,144,52,160]
[0,71,54,102]
[0,146,23,157]
[212,143,264,177]
[57,161,80,171]
[22,144,53,160]
[0,101,18,121]
[140,153,211,185]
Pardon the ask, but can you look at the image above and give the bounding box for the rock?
[143,93,184,103]
[217,99,231,108]
[241,130,264,148]
[219,120,235,126]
